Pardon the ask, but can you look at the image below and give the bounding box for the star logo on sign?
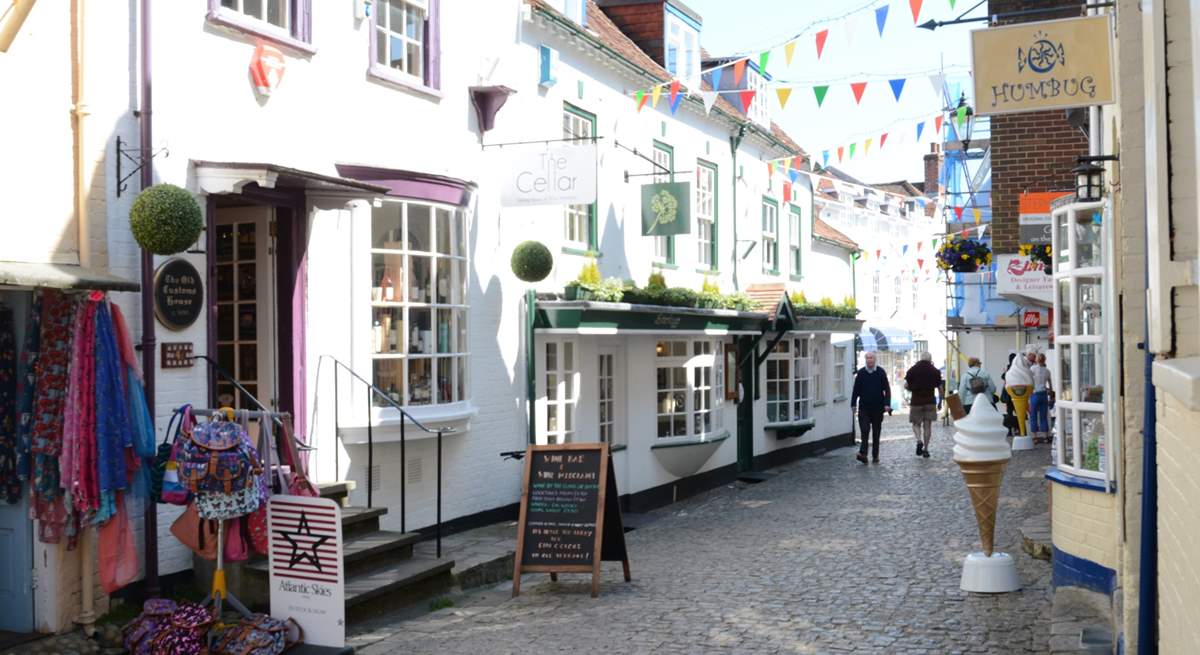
[278,509,332,572]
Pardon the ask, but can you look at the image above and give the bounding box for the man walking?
[851,352,891,464]
[904,352,944,458]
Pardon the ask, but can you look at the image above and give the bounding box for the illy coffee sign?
[499,144,597,207]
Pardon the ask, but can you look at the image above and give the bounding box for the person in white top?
[1028,352,1053,443]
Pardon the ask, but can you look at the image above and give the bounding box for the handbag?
[212,614,303,655]
[99,497,139,593]
[160,406,195,506]
[224,514,251,563]
[149,602,213,655]
[122,599,177,655]
[279,417,317,498]
[170,502,219,561]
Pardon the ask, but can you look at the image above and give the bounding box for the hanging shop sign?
[996,254,1053,307]
[268,495,345,648]
[971,15,1114,115]
[641,182,692,236]
[153,257,204,331]
[512,443,631,598]
[250,43,286,97]
[1023,311,1042,328]
[499,144,597,207]
[1019,192,1071,245]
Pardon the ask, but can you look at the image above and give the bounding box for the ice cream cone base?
[957,459,1007,556]
[1008,385,1030,436]
[961,552,1022,593]
[1012,435,1035,450]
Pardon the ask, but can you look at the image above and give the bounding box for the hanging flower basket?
[1020,243,1053,274]
[936,237,992,273]
[129,184,204,255]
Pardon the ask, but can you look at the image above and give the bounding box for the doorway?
[214,205,278,410]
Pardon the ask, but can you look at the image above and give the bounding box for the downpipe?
[138,0,160,597]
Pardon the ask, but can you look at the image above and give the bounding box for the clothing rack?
[187,407,293,637]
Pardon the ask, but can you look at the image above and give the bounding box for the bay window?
[1052,201,1110,479]
[370,199,468,408]
[765,337,813,424]
[655,339,723,439]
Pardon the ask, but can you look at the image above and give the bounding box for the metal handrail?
[319,354,452,558]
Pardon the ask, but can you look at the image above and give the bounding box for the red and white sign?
[250,43,286,97]
[996,254,1053,306]
[268,495,344,648]
[1022,311,1041,328]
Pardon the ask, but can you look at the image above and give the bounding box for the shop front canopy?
[533,299,863,335]
[0,261,139,292]
[856,326,915,353]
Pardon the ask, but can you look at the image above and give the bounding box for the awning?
[193,161,391,196]
[0,261,140,292]
[856,326,915,352]
[533,300,863,335]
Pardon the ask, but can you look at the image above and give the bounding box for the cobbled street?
[350,416,1052,654]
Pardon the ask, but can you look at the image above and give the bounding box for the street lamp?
[1072,161,1104,202]
[955,94,976,151]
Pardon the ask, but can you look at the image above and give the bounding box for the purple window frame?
[207,0,315,55]
[368,0,442,95]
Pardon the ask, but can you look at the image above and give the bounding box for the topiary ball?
[511,241,553,282]
[130,183,204,255]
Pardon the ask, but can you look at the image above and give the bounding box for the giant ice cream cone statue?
[953,400,1021,592]
[1005,354,1034,449]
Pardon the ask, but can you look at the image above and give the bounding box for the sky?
[686,0,987,184]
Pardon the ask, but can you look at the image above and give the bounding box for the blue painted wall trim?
[1045,466,1115,493]
[1053,545,1116,596]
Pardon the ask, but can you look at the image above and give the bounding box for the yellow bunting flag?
[651,84,662,108]
[864,137,873,154]
[776,87,793,109]
[973,208,982,224]
[784,40,797,65]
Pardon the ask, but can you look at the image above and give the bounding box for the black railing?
[320,355,451,558]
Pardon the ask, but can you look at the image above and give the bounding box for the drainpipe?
[1138,210,1158,655]
[729,123,747,291]
[138,0,160,598]
[0,0,36,52]
[71,0,96,637]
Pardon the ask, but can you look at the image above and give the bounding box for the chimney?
[923,143,941,199]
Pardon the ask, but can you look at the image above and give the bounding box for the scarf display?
[30,289,77,544]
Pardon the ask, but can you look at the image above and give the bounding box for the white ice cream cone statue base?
[953,400,1022,593]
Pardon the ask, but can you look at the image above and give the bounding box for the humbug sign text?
[971,15,1114,116]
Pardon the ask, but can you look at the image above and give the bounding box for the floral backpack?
[148,602,213,655]
[122,598,177,655]
[212,614,303,655]
[179,418,261,496]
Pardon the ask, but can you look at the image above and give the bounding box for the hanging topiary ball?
[510,241,553,282]
[130,183,204,255]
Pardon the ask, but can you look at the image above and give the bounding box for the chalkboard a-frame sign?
[512,443,631,598]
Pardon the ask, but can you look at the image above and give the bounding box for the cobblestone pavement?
[351,416,1053,654]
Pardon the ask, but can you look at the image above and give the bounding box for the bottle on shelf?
[388,322,400,352]
[372,320,383,353]
[381,269,395,302]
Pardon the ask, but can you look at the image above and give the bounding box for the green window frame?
[696,160,719,271]
[652,141,675,265]
[789,204,802,279]
[761,197,779,275]
[562,103,598,254]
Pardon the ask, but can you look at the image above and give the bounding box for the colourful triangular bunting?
[813,85,829,107]
[669,79,680,104]
[864,138,873,154]
[733,59,747,86]
[635,90,647,112]
[815,30,829,59]
[738,89,756,113]
[711,66,724,91]
[822,150,830,167]
[876,5,889,36]
[929,73,946,98]
[784,40,797,65]
[759,50,770,76]
[888,78,906,102]
[776,87,793,109]
[909,0,923,23]
[956,105,968,128]
[880,132,889,148]
[837,146,844,162]
[701,91,718,114]
[916,121,925,140]
[849,142,857,159]
[973,208,982,224]
[953,206,964,221]
[651,84,662,108]
[935,114,944,133]
[851,81,868,104]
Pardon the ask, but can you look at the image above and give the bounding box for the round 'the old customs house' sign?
[154,257,204,330]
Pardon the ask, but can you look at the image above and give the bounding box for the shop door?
[215,207,278,410]
[0,495,34,633]
[736,335,756,472]
[597,348,624,447]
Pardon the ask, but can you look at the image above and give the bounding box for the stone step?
[318,481,357,507]
[341,506,388,539]
[247,530,421,578]
[345,556,456,622]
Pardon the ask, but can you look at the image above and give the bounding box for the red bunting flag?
[917,241,922,251]
[636,90,648,112]
[909,0,923,23]
[669,79,680,105]
[953,206,964,221]
[880,132,888,148]
[851,81,868,104]
[837,146,844,162]
[783,182,793,203]
[733,59,747,86]
[935,114,944,134]
[917,258,925,269]
[738,89,756,113]
[815,30,829,59]
[792,156,803,171]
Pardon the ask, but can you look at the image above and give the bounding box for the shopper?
[1029,352,1052,443]
[851,352,891,464]
[904,352,944,458]
[957,357,996,414]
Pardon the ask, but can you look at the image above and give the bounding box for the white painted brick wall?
[1051,483,1118,572]
[1155,392,1200,652]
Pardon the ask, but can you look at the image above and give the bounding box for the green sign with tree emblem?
[641,182,691,236]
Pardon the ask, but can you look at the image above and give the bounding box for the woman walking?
[1029,352,1052,443]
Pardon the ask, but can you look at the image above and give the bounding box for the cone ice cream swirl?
[953,400,1012,556]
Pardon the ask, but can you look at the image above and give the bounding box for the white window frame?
[812,339,824,403]
[765,336,814,425]
[696,162,716,269]
[762,199,778,273]
[219,0,292,34]
[1052,200,1110,480]
[374,0,428,83]
[652,144,673,261]
[369,198,469,411]
[655,339,722,441]
[542,339,579,444]
[664,13,699,88]
[562,105,595,250]
[833,345,848,398]
[597,349,623,447]
[789,205,802,276]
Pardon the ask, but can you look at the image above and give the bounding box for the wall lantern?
[1072,154,1118,203]
[469,86,517,136]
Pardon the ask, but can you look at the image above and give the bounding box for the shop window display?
[655,339,722,439]
[370,199,468,408]
[765,337,813,424]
